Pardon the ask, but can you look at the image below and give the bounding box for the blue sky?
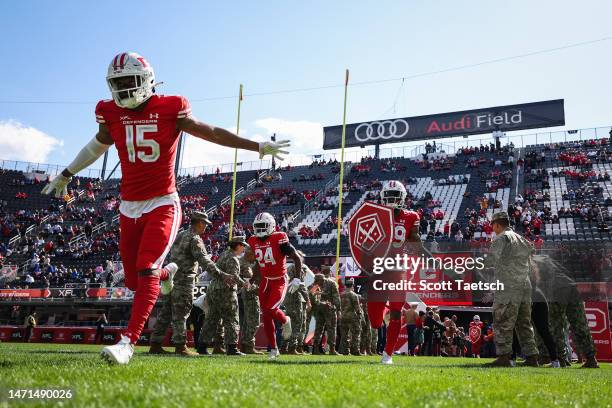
[1,0,611,174]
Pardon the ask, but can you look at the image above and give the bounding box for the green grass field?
[0,343,610,408]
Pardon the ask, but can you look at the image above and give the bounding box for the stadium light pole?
[334,69,349,284]
[228,84,244,240]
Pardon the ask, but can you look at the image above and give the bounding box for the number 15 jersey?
[248,231,293,279]
[95,94,191,201]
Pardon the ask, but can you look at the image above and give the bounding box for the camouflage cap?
[229,235,248,246]
[344,278,354,287]
[191,211,212,225]
[320,265,331,271]
[491,211,510,223]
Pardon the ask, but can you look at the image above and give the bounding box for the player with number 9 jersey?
[368,180,422,365]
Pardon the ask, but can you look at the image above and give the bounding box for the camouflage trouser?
[549,301,596,359]
[313,305,337,346]
[360,316,371,352]
[493,296,538,356]
[340,316,361,354]
[300,304,308,345]
[370,328,379,354]
[202,289,239,345]
[240,288,260,347]
[150,286,193,345]
[285,305,305,348]
[198,316,223,346]
[535,328,549,358]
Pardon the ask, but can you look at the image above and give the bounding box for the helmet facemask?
[253,222,271,237]
[107,72,154,109]
[381,189,405,208]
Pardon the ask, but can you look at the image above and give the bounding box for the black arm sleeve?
[279,242,296,256]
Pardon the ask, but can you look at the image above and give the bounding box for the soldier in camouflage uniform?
[359,297,372,355]
[149,211,224,356]
[531,255,599,368]
[282,264,310,354]
[239,254,262,354]
[340,279,363,355]
[310,273,341,355]
[485,212,539,367]
[200,236,248,356]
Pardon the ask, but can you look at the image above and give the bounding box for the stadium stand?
[1,135,612,290]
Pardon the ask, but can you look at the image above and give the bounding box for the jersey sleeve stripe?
[96,119,106,123]
[177,109,191,114]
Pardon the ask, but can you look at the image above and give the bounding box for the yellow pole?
[228,84,243,240]
[335,69,349,284]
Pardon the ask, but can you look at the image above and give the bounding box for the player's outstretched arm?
[41,124,113,198]
[177,116,290,160]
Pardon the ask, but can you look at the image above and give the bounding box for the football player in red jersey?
[42,52,290,364]
[247,212,302,359]
[469,314,484,358]
[367,180,422,364]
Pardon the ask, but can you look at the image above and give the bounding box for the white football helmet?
[253,212,276,237]
[380,180,407,208]
[106,52,156,109]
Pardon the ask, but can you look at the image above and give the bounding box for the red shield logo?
[469,325,482,343]
[348,201,393,274]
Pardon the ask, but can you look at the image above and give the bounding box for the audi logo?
[354,119,409,142]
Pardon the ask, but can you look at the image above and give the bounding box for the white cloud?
[0,120,62,163]
[179,118,324,174]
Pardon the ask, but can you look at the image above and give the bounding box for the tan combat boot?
[328,344,340,355]
[581,356,600,368]
[286,345,299,355]
[175,344,199,357]
[295,345,305,354]
[241,343,263,355]
[486,354,513,367]
[212,341,225,355]
[149,342,171,355]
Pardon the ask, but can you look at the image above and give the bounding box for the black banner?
[323,99,565,149]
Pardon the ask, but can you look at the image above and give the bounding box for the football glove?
[259,140,290,161]
[41,174,72,198]
[287,277,301,294]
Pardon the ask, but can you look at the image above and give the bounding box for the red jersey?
[248,231,290,279]
[95,95,191,201]
[389,208,420,255]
